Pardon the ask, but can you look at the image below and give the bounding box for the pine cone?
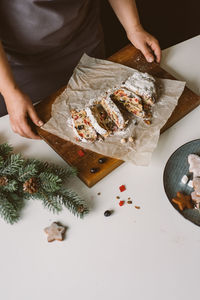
[23,177,38,194]
[0,176,8,186]
[77,205,85,213]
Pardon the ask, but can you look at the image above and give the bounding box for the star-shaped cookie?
[44,222,66,242]
[172,192,193,211]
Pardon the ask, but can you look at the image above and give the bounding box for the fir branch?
[35,160,77,179]
[7,192,25,212]
[1,180,18,192]
[39,172,62,193]
[0,142,88,224]
[36,191,63,214]
[0,156,4,167]
[0,143,13,158]
[0,153,24,176]
[51,165,77,179]
[58,188,89,218]
[0,192,20,224]
[18,161,38,182]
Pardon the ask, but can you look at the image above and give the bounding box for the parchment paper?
[42,54,185,165]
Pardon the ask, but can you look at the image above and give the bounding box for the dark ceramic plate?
[163,139,200,226]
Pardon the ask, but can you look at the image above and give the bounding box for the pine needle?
[58,188,89,218]
[0,143,13,157]
[1,154,24,175]
[0,142,89,224]
[36,191,63,214]
[0,192,20,224]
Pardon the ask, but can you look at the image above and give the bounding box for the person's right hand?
[4,88,44,139]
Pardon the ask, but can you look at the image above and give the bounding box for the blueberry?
[98,157,106,164]
[90,167,99,173]
[77,125,84,130]
[104,210,112,217]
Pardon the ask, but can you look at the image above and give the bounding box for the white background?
[0,35,200,300]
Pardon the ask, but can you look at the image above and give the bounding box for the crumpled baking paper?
[42,54,185,165]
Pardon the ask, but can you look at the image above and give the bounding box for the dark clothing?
[0,0,104,116]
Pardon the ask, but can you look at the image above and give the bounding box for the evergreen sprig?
[0,153,24,176]
[0,143,13,157]
[0,143,89,224]
[0,192,21,224]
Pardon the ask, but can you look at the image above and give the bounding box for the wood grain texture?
[35,44,200,187]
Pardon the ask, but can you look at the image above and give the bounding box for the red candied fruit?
[119,185,126,192]
[119,200,125,206]
[78,149,85,157]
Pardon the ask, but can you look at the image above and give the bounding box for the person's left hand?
[127,24,161,63]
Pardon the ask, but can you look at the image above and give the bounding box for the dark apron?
[0,0,104,116]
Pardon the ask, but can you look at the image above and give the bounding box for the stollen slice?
[110,88,144,118]
[85,104,115,137]
[123,70,157,106]
[70,109,97,142]
[101,94,126,130]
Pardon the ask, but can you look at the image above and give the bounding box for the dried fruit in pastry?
[85,104,115,137]
[123,70,157,106]
[101,94,126,130]
[70,109,97,142]
[110,88,144,118]
[111,87,152,124]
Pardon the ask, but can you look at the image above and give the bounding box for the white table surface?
[0,35,200,300]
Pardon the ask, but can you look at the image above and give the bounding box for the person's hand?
[127,24,161,63]
[4,88,43,139]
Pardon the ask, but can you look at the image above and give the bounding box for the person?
[0,0,161,139]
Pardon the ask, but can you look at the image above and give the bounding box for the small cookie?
[187,180,193,188]
[188,154,200,177]
[193,177,200,196]
[44,222,66,242]
[172,192,193,211]
[191,191,200,209]
[191,191,200,202]
[181,175,188,184]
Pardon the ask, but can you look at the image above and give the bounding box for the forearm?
[108,0,141,36]
[108,0,161,63]
[0,41,18,100]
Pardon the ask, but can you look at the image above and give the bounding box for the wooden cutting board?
[35,45,200,187]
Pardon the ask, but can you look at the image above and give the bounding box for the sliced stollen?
[70,109,97,142]
[123,70,157,106]
[85,105,115,137]
[101,93,126,130]
[110,88,144,118]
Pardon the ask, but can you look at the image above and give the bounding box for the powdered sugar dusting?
[123,71,156,102]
